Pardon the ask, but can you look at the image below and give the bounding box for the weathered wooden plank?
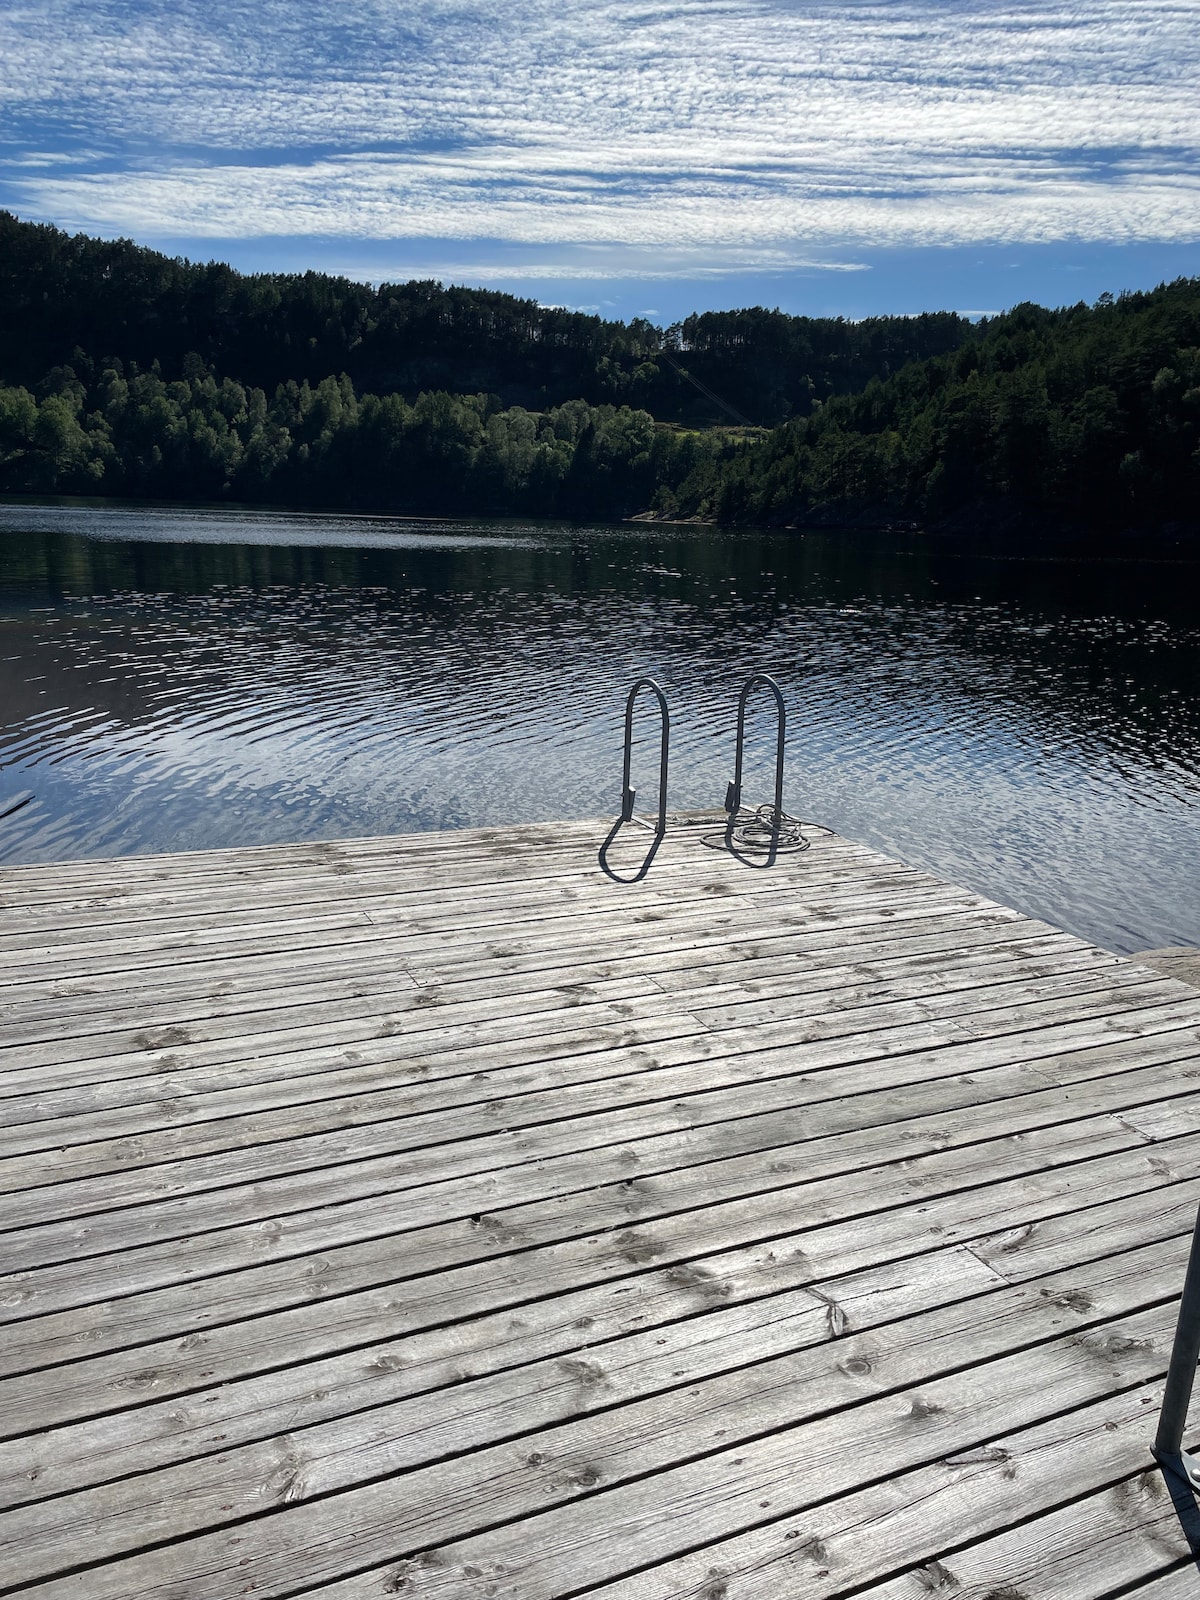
[0,992,708,1136]
[4,1298,1177,1598]
[0,816,616,890]
[1116,1562,1200,1597]
[310,1394,1180,1600]
[0,811,830,878]
[849,1472,1190,1599]
[7,1051,1189,1475]
[4,992,1195,1282]
[1116,1096,1200,1143]
[0,889,998,1011]
[0,1244,1004,1506]
[4,1026,1197,1327]
[0,883,1018,1002]
[1,1090,1170,1424]
[0,887,1020,1019]
[0,877,992,990]
[0,837,895,941]
[0,841,912,961]
[0,1212,1180,1582]
[0,977,670,1099]
[0,847,902,961]
[553,1391,1177,1600]
[4,1095,1195,1445]
[399,894,1026,983]
[1,813,1192,1599]
[0,1240,1176,1584]
[0,902,1036,1043]
[2,972,1196,1222]
[0,949,1139,1165]
[0,930,1097,1102]
[0,837,726,918]
[0,849,642,931]
[0,919,1081,1081]
[5,1128,1191,1514]
[0,813,754,901]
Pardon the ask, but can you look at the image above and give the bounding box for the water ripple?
[1,504,1198,953]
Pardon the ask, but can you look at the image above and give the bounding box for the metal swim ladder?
[1153,1202,1200,1491]
[725,672,786,822]
[719,672,797,867]
[598,677,670,883]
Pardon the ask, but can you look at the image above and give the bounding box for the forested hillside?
[0,212,1196,529]
[665,282,1200,530]
[0,213,969,427]
[0,364,736,519]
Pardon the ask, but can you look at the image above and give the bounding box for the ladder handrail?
[619,677,670,834]
[599,677,670,883]
[1153,1201,1200,1491]
[724,673,786,862]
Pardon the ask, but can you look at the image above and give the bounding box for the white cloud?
[2,0,1198,262]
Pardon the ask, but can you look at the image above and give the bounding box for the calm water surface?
[1,500,1197,954]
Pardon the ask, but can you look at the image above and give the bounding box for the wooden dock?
[2,813,1200,1597]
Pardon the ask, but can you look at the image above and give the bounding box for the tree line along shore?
[1,212,1197,531]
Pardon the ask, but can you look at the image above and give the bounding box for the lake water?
[1,500,1197,955]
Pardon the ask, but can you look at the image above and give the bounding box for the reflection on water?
[1,499,1197,953]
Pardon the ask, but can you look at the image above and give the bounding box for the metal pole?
[725,673,786,864]
[617,677,669,838]
[1153,1202,1200,1490]
[599,678,670,884]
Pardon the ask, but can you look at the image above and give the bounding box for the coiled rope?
[700,802,834,855]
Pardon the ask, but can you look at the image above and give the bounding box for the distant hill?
[0,212,1195,531]
[0,212,971,428]
[662,280,1200,532]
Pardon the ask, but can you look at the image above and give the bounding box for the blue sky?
[2,0,1198,322]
